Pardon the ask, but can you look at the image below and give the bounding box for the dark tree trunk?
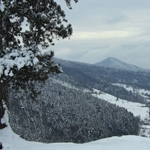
[0,141,3,149]
[0,1,2,56]
[0,9,7,129]
[0,81,8,129]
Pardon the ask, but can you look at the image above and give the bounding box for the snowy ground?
[0,109,150,150]
[92,88,150,138]
[112,83,150,101]
[92,89,149,120]
[1,85,150,150]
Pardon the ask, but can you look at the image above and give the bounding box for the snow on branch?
[0,49,40,79]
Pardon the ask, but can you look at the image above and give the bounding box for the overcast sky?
[53,0,150,69]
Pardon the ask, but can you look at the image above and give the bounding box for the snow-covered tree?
[0,0,78,128]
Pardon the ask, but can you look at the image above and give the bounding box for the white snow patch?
[113,83,150,100]
[92,89,149,120]
[0,114,150,150]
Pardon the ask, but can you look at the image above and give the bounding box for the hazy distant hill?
[94,57,147,72]
[54,57,150,103]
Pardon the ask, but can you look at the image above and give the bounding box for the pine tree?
[0,0,78,128]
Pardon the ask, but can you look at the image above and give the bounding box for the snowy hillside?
[0,80,150,149]
[92,87,150,138]
[1,75,150,149]
[92,88,149,119]
[112,83,150,102]
[0,107,150,150]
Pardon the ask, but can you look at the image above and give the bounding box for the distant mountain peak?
[95,57,145,72]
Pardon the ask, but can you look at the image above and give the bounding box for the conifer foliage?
[9,77,140,143]
[0,0,78,128]
[0,0,78,82]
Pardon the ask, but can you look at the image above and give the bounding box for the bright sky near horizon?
[53,0,150,69]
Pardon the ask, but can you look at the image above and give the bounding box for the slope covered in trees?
[8,77,140,143]
[54,58,150,104]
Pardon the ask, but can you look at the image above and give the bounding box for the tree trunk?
[0,8,7,129]
[0,81,8,129]
[0,0,2,56]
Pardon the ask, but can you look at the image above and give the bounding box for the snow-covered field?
[92,88,150,138]
[1,85,150,150]
[0,109,150,150]
[92,89,149,120]
[113,83,150,100]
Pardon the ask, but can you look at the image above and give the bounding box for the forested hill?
[94,57,149,72]
[54,58,150,104]
[9,77,140,143]
[8,57,149,143]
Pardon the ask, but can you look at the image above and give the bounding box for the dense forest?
[9,77,140,143]
[7,58,150,143]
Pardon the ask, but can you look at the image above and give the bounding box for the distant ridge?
[94,57,147,72]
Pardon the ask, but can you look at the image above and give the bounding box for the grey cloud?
[54,0,150,69]
[105,12,128,24]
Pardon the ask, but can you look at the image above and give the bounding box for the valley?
[1,57,150,149]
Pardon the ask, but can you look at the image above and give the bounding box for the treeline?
[9,78,140,143]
